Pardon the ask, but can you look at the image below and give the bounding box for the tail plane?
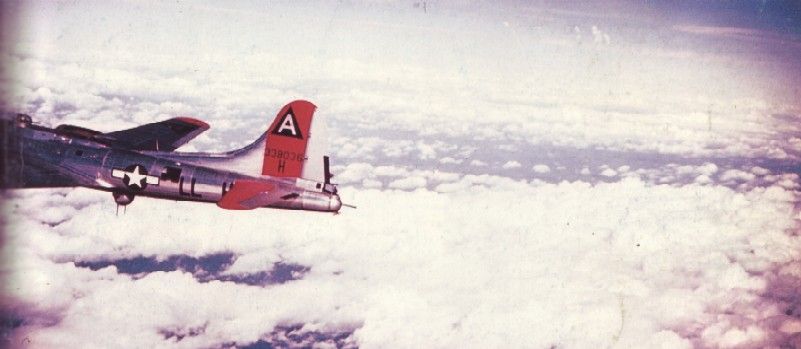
[216,100,340,211]
[204,100,329,185]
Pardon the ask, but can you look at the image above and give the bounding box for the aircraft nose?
[330,194,342,212]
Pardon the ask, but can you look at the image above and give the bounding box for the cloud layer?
[3,176,801,348]
[2,2,800,159]
[2,1,801,348]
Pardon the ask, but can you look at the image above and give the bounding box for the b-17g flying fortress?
[2,1,801,348]
[2,100,345,213]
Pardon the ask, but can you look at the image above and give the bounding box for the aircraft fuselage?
[2,115,342,212]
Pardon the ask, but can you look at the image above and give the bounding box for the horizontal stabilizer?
[217,180,280,210]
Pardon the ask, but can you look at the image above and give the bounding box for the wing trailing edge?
[95,117,210,151]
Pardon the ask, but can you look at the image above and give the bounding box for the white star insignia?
[112,165,160,189]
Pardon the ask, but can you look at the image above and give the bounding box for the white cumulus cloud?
[502,160,522,169]
[532,164,551,173]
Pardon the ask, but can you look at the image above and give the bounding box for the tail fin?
[175,100,329,183]
[262,100,316,178]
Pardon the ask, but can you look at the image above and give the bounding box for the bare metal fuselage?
[2,118,342,212]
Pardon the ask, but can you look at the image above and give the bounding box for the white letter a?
[277,115,297,135]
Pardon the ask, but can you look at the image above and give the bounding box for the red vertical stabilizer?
[262,100,316,178]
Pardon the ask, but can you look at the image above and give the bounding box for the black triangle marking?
[271,107,303,139]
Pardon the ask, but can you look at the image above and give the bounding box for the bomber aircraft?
[0,100,345,213]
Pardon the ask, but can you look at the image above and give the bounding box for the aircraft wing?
[96,117,210,151]
[217,180,295,210]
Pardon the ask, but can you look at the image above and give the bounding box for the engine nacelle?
[113,192,135,206]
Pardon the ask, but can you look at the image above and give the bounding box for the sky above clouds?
[2,1,801,348]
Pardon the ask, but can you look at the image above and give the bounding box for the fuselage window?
[160,166,182,182]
